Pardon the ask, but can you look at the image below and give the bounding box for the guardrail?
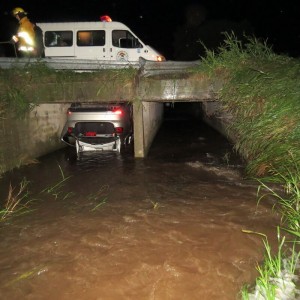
[0,57,140,70]
[138,58,201,77]
[0,57,201,76]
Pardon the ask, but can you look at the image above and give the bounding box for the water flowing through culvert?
[0,116,280,300]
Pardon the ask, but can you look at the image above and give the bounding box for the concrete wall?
[200,101,236,142]
[0,104,68,174]
[133,101,164,158]
[0,101,164,174]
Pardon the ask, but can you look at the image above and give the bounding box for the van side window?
[45,31,73,47]
[77,31,105,46]
[112,30,142,49]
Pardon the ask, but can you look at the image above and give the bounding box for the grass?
[242,228,299,299]
[88,185,109,211]
[1,173,108,220]
[5,265,48,287]
[256,155,300,240]
[40,164,73,200]
[90,197,107,212]
[0,61,138,118]
[151,201,160,210]
[0,164,73,223]
[198,32,300,178]
[0,178,35,221]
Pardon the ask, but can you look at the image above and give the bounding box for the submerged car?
[60,102,133,155]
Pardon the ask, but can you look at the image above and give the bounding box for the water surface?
[0,117,280,300]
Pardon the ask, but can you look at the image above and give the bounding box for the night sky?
[1,0,300,60]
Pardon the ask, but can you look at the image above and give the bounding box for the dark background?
[1,0,300,60]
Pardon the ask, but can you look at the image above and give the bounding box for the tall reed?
[199,33,300,178]
[0,178,33,220]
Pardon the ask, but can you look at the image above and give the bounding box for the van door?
[75,30,107,60]
[44,30,75,57]
[110,29,146,62]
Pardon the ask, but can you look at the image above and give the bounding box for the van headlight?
[156,55,166,62]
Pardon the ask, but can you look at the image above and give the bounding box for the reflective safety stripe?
[18,31,34,46]
[19,46,34,52]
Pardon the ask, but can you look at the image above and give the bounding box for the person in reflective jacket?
[11,7,36,57]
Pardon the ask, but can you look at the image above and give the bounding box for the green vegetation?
[242,228,299,299]
[5,265,47,287]
[0,61,137,118]
[40,164,73,200]
[199,33,300,178]
[257,160,300,239]
[0,178,34,221]
[198,33,300,298]
[150,200,160,210]
[0,165,73,222]
[88,184,109,211]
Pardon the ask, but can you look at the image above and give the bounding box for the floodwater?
[0,108,280,300]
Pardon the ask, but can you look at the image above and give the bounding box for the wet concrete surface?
[0,113,280,300]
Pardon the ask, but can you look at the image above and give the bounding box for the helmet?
[12,7,27,16]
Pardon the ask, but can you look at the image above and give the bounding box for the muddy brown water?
[0,116,280,300]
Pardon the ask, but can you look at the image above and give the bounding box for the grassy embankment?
[0,63,136,118]
[197,33,300,299]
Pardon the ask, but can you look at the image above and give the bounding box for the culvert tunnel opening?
[148,101,243,168]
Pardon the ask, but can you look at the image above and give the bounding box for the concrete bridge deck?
[0,57,222,103]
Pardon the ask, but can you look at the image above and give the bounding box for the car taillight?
[115,127,123,134]
[67,127,73,134]
[67,110,72,116]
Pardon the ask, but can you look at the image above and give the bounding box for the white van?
[37,18,165,62]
